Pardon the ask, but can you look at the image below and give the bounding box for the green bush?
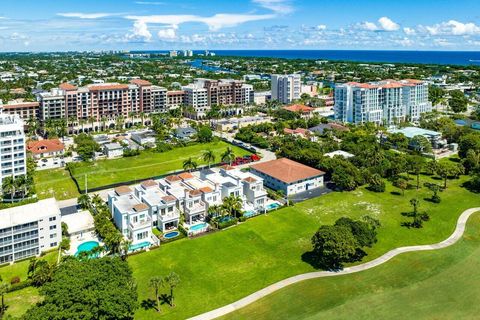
[218,218,238,229]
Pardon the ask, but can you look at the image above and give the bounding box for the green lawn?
[4,286,42,319]
[68,141,249,191]
[34,168,80,200]
[129,174,479,319]
[0,250,58,283]
[226,212,480,320]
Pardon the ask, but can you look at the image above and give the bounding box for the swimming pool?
[164,231,179,239]
[75,241,99,256]
[244,210,256,218]
[129,241,151,251]
[219,216,232,223]
[189,222,208,232]
[266,203,281,211]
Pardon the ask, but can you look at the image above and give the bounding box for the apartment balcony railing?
[129,217,151,230]
[184,201,206,215]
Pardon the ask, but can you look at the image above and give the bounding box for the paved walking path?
[189,207,480,320]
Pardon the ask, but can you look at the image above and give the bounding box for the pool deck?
[68,231,103,256]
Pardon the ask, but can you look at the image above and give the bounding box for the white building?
[0,198,61,263]
[103,143,123,158]
[0,113,26,187]
[271,74,301,104]
[334,79,432,125]
[251,158,325,197]
[134,180,180,232]
[182,83,209,119]
[108,186,153,247]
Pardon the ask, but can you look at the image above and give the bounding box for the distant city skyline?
[1,0,480,51]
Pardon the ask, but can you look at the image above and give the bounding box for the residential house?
[27,139,64,158]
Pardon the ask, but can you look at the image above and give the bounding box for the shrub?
[238,216,247,222]
[218,218,238,229]
[10,276,20,285]
[431,194,441,203]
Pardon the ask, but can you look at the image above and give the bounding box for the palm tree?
[221,147,236,165]
[222,195,243,218]
[88,116,96,132]
[0,280,10,316]
[2,176,15,202]
[120,239,131,261]
[101,116,108,132]
[164,272,180,307]
[182,157,198,172]
[115,116,125,131]
[77,194,90,210]
[202,149,216,168]
[79,119,86,133]
[14,175,27,200]
[149,276,164,312]
[140,112,146,126]
[91,193,103,207]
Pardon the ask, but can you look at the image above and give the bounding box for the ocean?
[136,50,480,66]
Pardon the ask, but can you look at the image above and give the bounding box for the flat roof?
[61,210,94,234]
[251,158,325,184]
[0,198,60,229]
[388,127,441,139]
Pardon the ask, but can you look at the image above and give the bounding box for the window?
[49,217,56,222]
[50,234,56,239]
[49,225,56,230]
[50,242,57,247]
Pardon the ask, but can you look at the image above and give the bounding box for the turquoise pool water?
[75,241,99,256]
[219,216,232,223]
[266,203,281,210]
[244,210,256,217]
[190,223,208,232]
[164,231,179,239]
[129,241,150,251]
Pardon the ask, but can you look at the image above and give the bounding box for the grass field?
[0,250,58,283]
[4,287,42,318]
[68,141,249,191]
[34,168,80,200]
[128,174,479,319]
[225,212,480,320]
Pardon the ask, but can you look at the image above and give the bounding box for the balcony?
[158,208,180,222]
[184,201,206,216]
[129,216,151,231]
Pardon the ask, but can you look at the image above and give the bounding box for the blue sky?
[1,0,480,51]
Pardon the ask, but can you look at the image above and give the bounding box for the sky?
[1,0,480,51]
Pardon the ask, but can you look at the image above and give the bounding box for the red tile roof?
[165,175,181,182]
[114,185,132,195]
[178,172,194,180]
[251,158,325,184]
[27,139,64,155]
[3,102,39,109]
[59,83,78,91]
[162,195,177,202]
[130,79,152,86]
[221,165,235,171]
[141,180,157,188]
[89,84,129,91]
[284,128,309,136]
[243,176,257,183]
[199,186,213,193]
[189,189,203,196]
[283,104,314,113]
[132,203,149,212]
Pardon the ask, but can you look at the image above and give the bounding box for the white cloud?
[403,27,416,35]
[157,27,177,40]
[316,24,327,30]
[421,20,480,36]
[378,17,399,31]
[394,37,414,47]
[129,20,152,41]
[252,0,294,14]
[358,17,399,32]
[57,12,115,19]
[359,21,379,31]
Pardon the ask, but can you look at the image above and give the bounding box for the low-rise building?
[215,116,271,131]
[282,104,315,118]
[27,139,65,158]
[0,198,61,263]
[250,158,325,196]
[131,131,156,146]
[103,142,123,158]
[175,127,197,140]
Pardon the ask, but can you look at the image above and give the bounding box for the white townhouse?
[134,180,180,232]
[0,198,61,263]
[108,186,152,247]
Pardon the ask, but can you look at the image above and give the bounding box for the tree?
[30,260,55,286]
[2,176,15,201]
[407,155,426,189]
[0,279,10,317]
[458,133,480,158]
[202,149,216,168]
[448,90,468,113]
[311,225,358,269]
[182,157,198,172]
[221,195,243,218]
[221,147,235,165]
[410,135,432,153]
[149,276,164,312]
[393,177,408,195]
[334,217,379,248]
[74,133,101,161]
[77,194,91,210]
[436,161,464,188]
[164,272,180,307]
[462,149,480,174]
[24,258,138,320]
[427,183,442,203]
[367,173,385,193]
[197,125,213,143]
[406,198,429,228]
[428,85,445,105]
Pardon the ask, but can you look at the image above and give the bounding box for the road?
[188,207,480,320]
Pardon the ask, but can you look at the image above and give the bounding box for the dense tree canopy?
[448,90,468,113]
[24,257,138,320]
